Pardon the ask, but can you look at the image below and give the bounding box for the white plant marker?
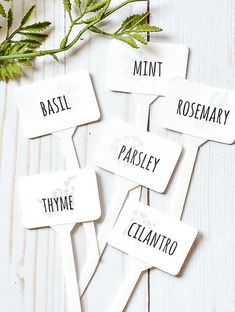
[17,169,101,312]
[15,71,100,309]
[95,120,182,192]
[80,119,182,297]
[79,40,189,295]
[108,199,198,312]
[108,77,235,311]
[160,78,235,219]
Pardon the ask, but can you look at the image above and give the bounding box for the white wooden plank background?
[0,0,234,311]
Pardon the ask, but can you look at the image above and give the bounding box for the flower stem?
[0,0,147,62]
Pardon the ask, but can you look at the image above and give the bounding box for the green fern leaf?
[120,12,149,32]
[0,62,24,81]
[86,0,108,13]
[19,32,48,41]
[0,4,6,18]
[131,34,147,45]
[74,0,81,8]
[7,8,13,31]
[9,43,25,54]
[83,15,99,24]
[113,35,139,49]
[21,21,51,32]
[130,12,149,29]
[63,0,71,13]
[133,25,162,33]
[16,39,41,48]
[20,5,35,26]
[120,15,139,31]
[8,62,24,78]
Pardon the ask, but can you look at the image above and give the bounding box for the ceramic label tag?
[94,119,182,193]
[16,71,100,138]
[160,78,235,144]
[108,199,198,275]
[17,168,101,229]
[106,40,189,95]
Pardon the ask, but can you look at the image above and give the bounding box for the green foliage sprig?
[0,0,162,81]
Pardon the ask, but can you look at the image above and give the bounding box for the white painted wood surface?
[0,0,234,311]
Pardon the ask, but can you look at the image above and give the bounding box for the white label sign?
[17,168,101,229]
[94,119,182,193]
[16,71,100,138]
[106,40,189,95]
[108,199,198,275]
[160,78,235,144]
